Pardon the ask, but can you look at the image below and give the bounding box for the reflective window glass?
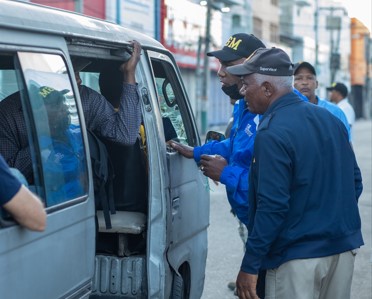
[18,52,88,206]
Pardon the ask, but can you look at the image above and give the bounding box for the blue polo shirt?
[0,155,21,206]
[317,96,351,141]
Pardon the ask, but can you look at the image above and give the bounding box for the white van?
[0,1,210,298]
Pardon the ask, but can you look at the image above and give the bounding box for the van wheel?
[171,274,184,299]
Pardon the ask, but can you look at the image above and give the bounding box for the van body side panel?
[0,204,95,299]
[165,155,210,298]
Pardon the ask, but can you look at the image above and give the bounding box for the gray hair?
[253,73,293,90]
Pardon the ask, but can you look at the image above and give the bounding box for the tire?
[170,274,184,299]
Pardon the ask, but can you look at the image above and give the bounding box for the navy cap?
[226,47,294,76]
[293,61,316,76]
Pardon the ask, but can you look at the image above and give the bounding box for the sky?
[343,0,371,33]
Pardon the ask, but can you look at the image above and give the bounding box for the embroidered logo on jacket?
[245,123,254,137]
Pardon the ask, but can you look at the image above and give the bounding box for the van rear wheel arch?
[170,263,191,299]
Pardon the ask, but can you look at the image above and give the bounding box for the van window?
[0,52,88,208]
[18,52,88,206]
[152,58,194,145]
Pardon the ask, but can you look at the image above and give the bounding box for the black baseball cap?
[207,33,266,62]
[39,86,69,105]
[293,61,316,76]
[326,82,348,97]
[226,47,294,76]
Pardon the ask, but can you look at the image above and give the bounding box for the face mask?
[222,84,242,100]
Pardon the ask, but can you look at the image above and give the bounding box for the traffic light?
[330,53,340,70]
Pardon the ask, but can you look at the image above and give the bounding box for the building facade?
[28,0,372,126]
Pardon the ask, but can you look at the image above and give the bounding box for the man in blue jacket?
[170,33,264,228]
[170,32,265,296]
[227,47,363,299]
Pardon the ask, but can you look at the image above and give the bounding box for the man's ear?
[315,80,319,89]
[262,81,272,97]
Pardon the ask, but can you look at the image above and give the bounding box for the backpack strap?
[87,130,115,229]
[105,154,116,215]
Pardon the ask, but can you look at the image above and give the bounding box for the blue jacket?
[241,92,363,274]
[194,99,259,226]
[194,90,307,226]
[40,124,86,206]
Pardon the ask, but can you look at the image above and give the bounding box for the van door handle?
[141,87,152,111]
[172,197,180,217]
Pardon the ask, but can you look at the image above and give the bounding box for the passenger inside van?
[96,62,181,215]
[0,41,142,191]
[0,91,33,183]
[98,63,148,214]
[35,86,86,205]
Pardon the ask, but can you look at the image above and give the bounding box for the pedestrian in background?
[327,82,356,137]
[227,47,363,299]
[293,61,351,141]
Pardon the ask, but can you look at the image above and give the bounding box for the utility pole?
[200,1,212,134]
[314,0,319,74]
[326,7,343,83]
[316,5,347,84]
[364,35,372,118]
[195,36,203,131]
[74,0,83,13]
[116,0,121,25]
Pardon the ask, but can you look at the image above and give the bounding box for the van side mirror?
[205,131,226,144]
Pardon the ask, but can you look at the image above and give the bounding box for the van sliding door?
[0,51,95,299]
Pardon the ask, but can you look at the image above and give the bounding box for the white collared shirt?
[337,98,355,128]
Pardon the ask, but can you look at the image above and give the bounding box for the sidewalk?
[350,119,372,299]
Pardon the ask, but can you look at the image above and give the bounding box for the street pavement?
[201,119,372,299]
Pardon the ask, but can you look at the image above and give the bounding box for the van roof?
[0,1,164,50]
